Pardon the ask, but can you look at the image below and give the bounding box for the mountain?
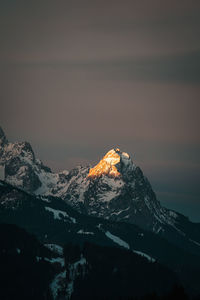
[60,148,180,232]
[1,179,200,296]
[1,128,200,298]
[57,148,200,254]
[1,127,200,255]
[0,126,69,194]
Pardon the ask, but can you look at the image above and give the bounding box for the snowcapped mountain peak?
[1,128,195,245]
[0,127,68,193]
[88,148,134,179]
[88,148,121,178]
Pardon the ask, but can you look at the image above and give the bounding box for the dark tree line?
[62,242,180,300]
[0,223,55,300]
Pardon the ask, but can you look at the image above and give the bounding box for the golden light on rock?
[88,149,122,178]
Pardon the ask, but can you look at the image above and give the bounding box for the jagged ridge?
[1,126,200,251]
[0,126,69,193]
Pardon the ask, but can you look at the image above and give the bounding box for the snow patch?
[50,270,66,299]
[45,206,76,223]
[45,244,63,255]
[133,250,155,262]
[105,231,130,249]
[77,229,94,235]
[65,256,86,299]
[111,206,130,216]
[45,206,68,220]
[189,239,200,247]
[41,196,51,202]
[36,256,65,267]
[35,170,60,195]
[156,226,162,234]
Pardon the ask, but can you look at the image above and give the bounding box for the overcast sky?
[0,0,200,221]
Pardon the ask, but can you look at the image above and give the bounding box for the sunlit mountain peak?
[88,148,131,178]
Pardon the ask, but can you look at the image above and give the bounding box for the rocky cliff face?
[0,127,69,193]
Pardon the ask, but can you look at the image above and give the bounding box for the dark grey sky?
[0,0,200,221]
